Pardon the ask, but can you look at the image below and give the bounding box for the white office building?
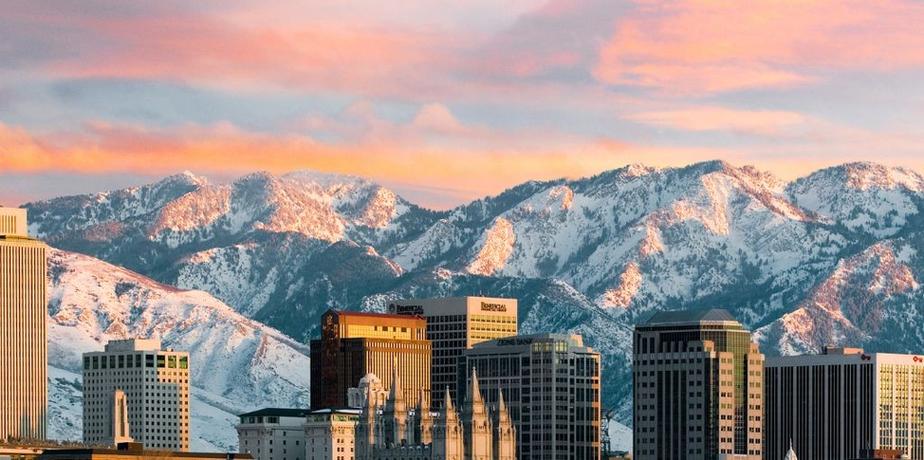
[237,409,311,460]
[765,347,924,460]
[83,339,190,450]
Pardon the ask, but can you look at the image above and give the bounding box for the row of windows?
[84,353,189,370]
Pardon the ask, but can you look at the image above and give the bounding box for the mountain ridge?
[28,160,924,450]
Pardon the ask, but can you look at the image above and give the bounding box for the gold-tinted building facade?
[310,310,430,409]
[0,208,47,440]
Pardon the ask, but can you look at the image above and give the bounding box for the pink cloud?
[595,0,924,94]
[626,106,808,135]
[0,119,734,208]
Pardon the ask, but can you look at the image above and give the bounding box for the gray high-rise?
[633,309,763,460]
[461,333,601,460]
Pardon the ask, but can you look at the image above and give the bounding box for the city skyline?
[4,1,924,208]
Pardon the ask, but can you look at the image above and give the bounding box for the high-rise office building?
[633,309,764,460]
[462,333,601,460]
[387,296,518,408]
[765,347,924,460]
[310,310,431,410]
[0,207,47,441]
[83,339,190,450]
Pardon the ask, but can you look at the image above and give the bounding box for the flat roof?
[766,351,924,367]
[328,309,424,322]
[467,333,597,354]
[38,448,252,459]
[307,408,361,415]
[642,308,740,326]
[388,297,518,316]
[238,408,310,418]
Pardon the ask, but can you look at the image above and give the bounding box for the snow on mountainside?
[26,160,924,437]
[45,248,310,451]
[787,162,924,238]
[26,170,440,317]
[392,161,843,325]
[755,239,922,355]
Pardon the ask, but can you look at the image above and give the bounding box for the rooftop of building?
[468,333,596,353]
[325,309,424,322]
[641,308,741,326]
[35,443,253,460]
[307,408,362,415]
[393,295,516,303]
[102,338,166,353]
[238,408,311,418]
[766,347,924,367]
[0,207,29,237]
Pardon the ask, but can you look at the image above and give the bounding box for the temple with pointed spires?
[355,368,515,460]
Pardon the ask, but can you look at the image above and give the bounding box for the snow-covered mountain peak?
[787,163,924,237]
[282,169,372,188]
[836,162,924,191]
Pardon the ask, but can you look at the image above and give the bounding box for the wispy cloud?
[595,0,924,94]
[626,106,808,135]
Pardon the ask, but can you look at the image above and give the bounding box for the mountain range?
[24,160,924,450]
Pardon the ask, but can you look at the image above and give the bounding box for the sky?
[3,0,924,209]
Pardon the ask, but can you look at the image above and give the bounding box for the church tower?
[432,387,464,460]
[412,387,433,446]
[355,381,379,459]
[382,365,408,447]
[462,368,493,460]
[492,389,515,460]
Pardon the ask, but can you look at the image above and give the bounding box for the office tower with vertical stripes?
[0,207,47,441]
[310,309,431,410]
[765,347,924,460]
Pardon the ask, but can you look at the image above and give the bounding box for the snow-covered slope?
[787,162,924,238]
[46,249,311,451]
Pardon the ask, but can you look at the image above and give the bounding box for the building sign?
[391,303,424,315]
[480,302,507,312]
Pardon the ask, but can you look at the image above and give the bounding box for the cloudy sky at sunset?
[3,0,924,208]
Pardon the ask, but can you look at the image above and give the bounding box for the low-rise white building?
[237,409,311,460]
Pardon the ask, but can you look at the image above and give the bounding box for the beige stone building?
[387,297,518,408]
[0,207,47,441]
[83,339,190,451]
[304,409,360,460]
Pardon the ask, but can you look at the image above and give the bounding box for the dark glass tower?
[632,309,763,460]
